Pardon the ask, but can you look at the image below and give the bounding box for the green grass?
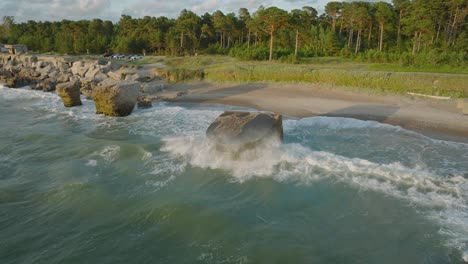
[205,65,468,98]
[128,56,165,65]
[154,55,468,98]
[368,63,468,74]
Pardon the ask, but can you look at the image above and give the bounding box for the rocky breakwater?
[0,54,137,92]
[0,54,169,116]
[206,111,284,153]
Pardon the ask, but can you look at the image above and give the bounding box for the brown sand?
[156,82,468,143]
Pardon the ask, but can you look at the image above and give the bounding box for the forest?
[0,0,466,66]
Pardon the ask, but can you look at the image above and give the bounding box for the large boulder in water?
[56,80,82,107]
[91,80,139,116]
[206,111,283,146]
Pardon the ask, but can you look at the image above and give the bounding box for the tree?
[255,7,289,61]
[353,5,371,54]
[212,10,227,48]
[324,31,340,55]
[375,2,394,51]
[0,16,15,43]
[445,0,467,46]
[238,8,251,46]
[402,0,433,54]
[175,10,200,53]
[3,2,467,64]
[325,2,343,32]
[392,0,410,50]
[290,7,318,57]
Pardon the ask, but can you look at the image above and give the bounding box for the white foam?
[85,159,98,167]
[162,135,468,258]
[97,145,120,163]
[141,150,153,161]
[145,175,176,189]
[288,116,394,130]
[0,85,106,122]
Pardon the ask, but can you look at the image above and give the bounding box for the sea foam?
[161,117,468,260]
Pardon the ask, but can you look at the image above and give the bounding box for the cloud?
[0,0,113,22]
[0,0,390,22]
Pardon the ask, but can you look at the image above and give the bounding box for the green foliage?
[353,50,467,68]
[205,63,468,98]
[163,68,205,82]
[324,31,340,55]
[2,0,467,69]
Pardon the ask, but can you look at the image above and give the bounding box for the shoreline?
[161,81,468,144]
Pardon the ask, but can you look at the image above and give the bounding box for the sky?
[0,0,389,23]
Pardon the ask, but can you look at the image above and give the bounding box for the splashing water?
[1,85,467,263]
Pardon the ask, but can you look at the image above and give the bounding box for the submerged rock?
[56,80,82,107]
[91,81,139,116]
[206,111,283,147]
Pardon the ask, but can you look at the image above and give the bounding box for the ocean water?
[0,85,467,264]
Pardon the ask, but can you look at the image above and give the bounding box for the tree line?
[0,0,466,65]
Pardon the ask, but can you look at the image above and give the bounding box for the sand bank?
[159,82,468,143]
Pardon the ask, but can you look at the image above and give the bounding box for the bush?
[163,68,205,82]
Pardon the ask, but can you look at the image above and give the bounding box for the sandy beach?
[158,82,468,143]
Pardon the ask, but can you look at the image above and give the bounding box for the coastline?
[161,81,468,144]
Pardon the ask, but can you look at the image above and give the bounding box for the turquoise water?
[0,85,467,264]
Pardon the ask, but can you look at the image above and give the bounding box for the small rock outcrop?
[56,81,82,107]
[137,96,152,109]
[92,81,140,116]
[37,78,57,92]
[206,111,283,146]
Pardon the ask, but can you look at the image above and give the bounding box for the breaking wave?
[162,123,468,260]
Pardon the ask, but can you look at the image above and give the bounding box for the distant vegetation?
[161,55,468,98]
[0,0,467,69]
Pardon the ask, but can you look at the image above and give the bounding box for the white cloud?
[0,0,390,22]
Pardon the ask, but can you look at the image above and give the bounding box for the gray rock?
[38,78,57,92]
[70,61,90,77]
[125,72,153,82]
[57,72,72,83]
[107,71,123,81]
[56,81,82,107]
[97,78,119,87]
[141,82,165,93]
[91,81,140,116]
[57,62,70,71]
[137,96,152,109]
[37,65,53,78]
[0,69,13,78]
[177,91,188,97]
[206,111,283,146]
[84,66,100,79]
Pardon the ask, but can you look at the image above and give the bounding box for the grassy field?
[141,55,468,98]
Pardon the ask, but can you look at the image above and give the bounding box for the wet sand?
[157,81,468,143]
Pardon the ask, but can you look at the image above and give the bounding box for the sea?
[0,84,467,263]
